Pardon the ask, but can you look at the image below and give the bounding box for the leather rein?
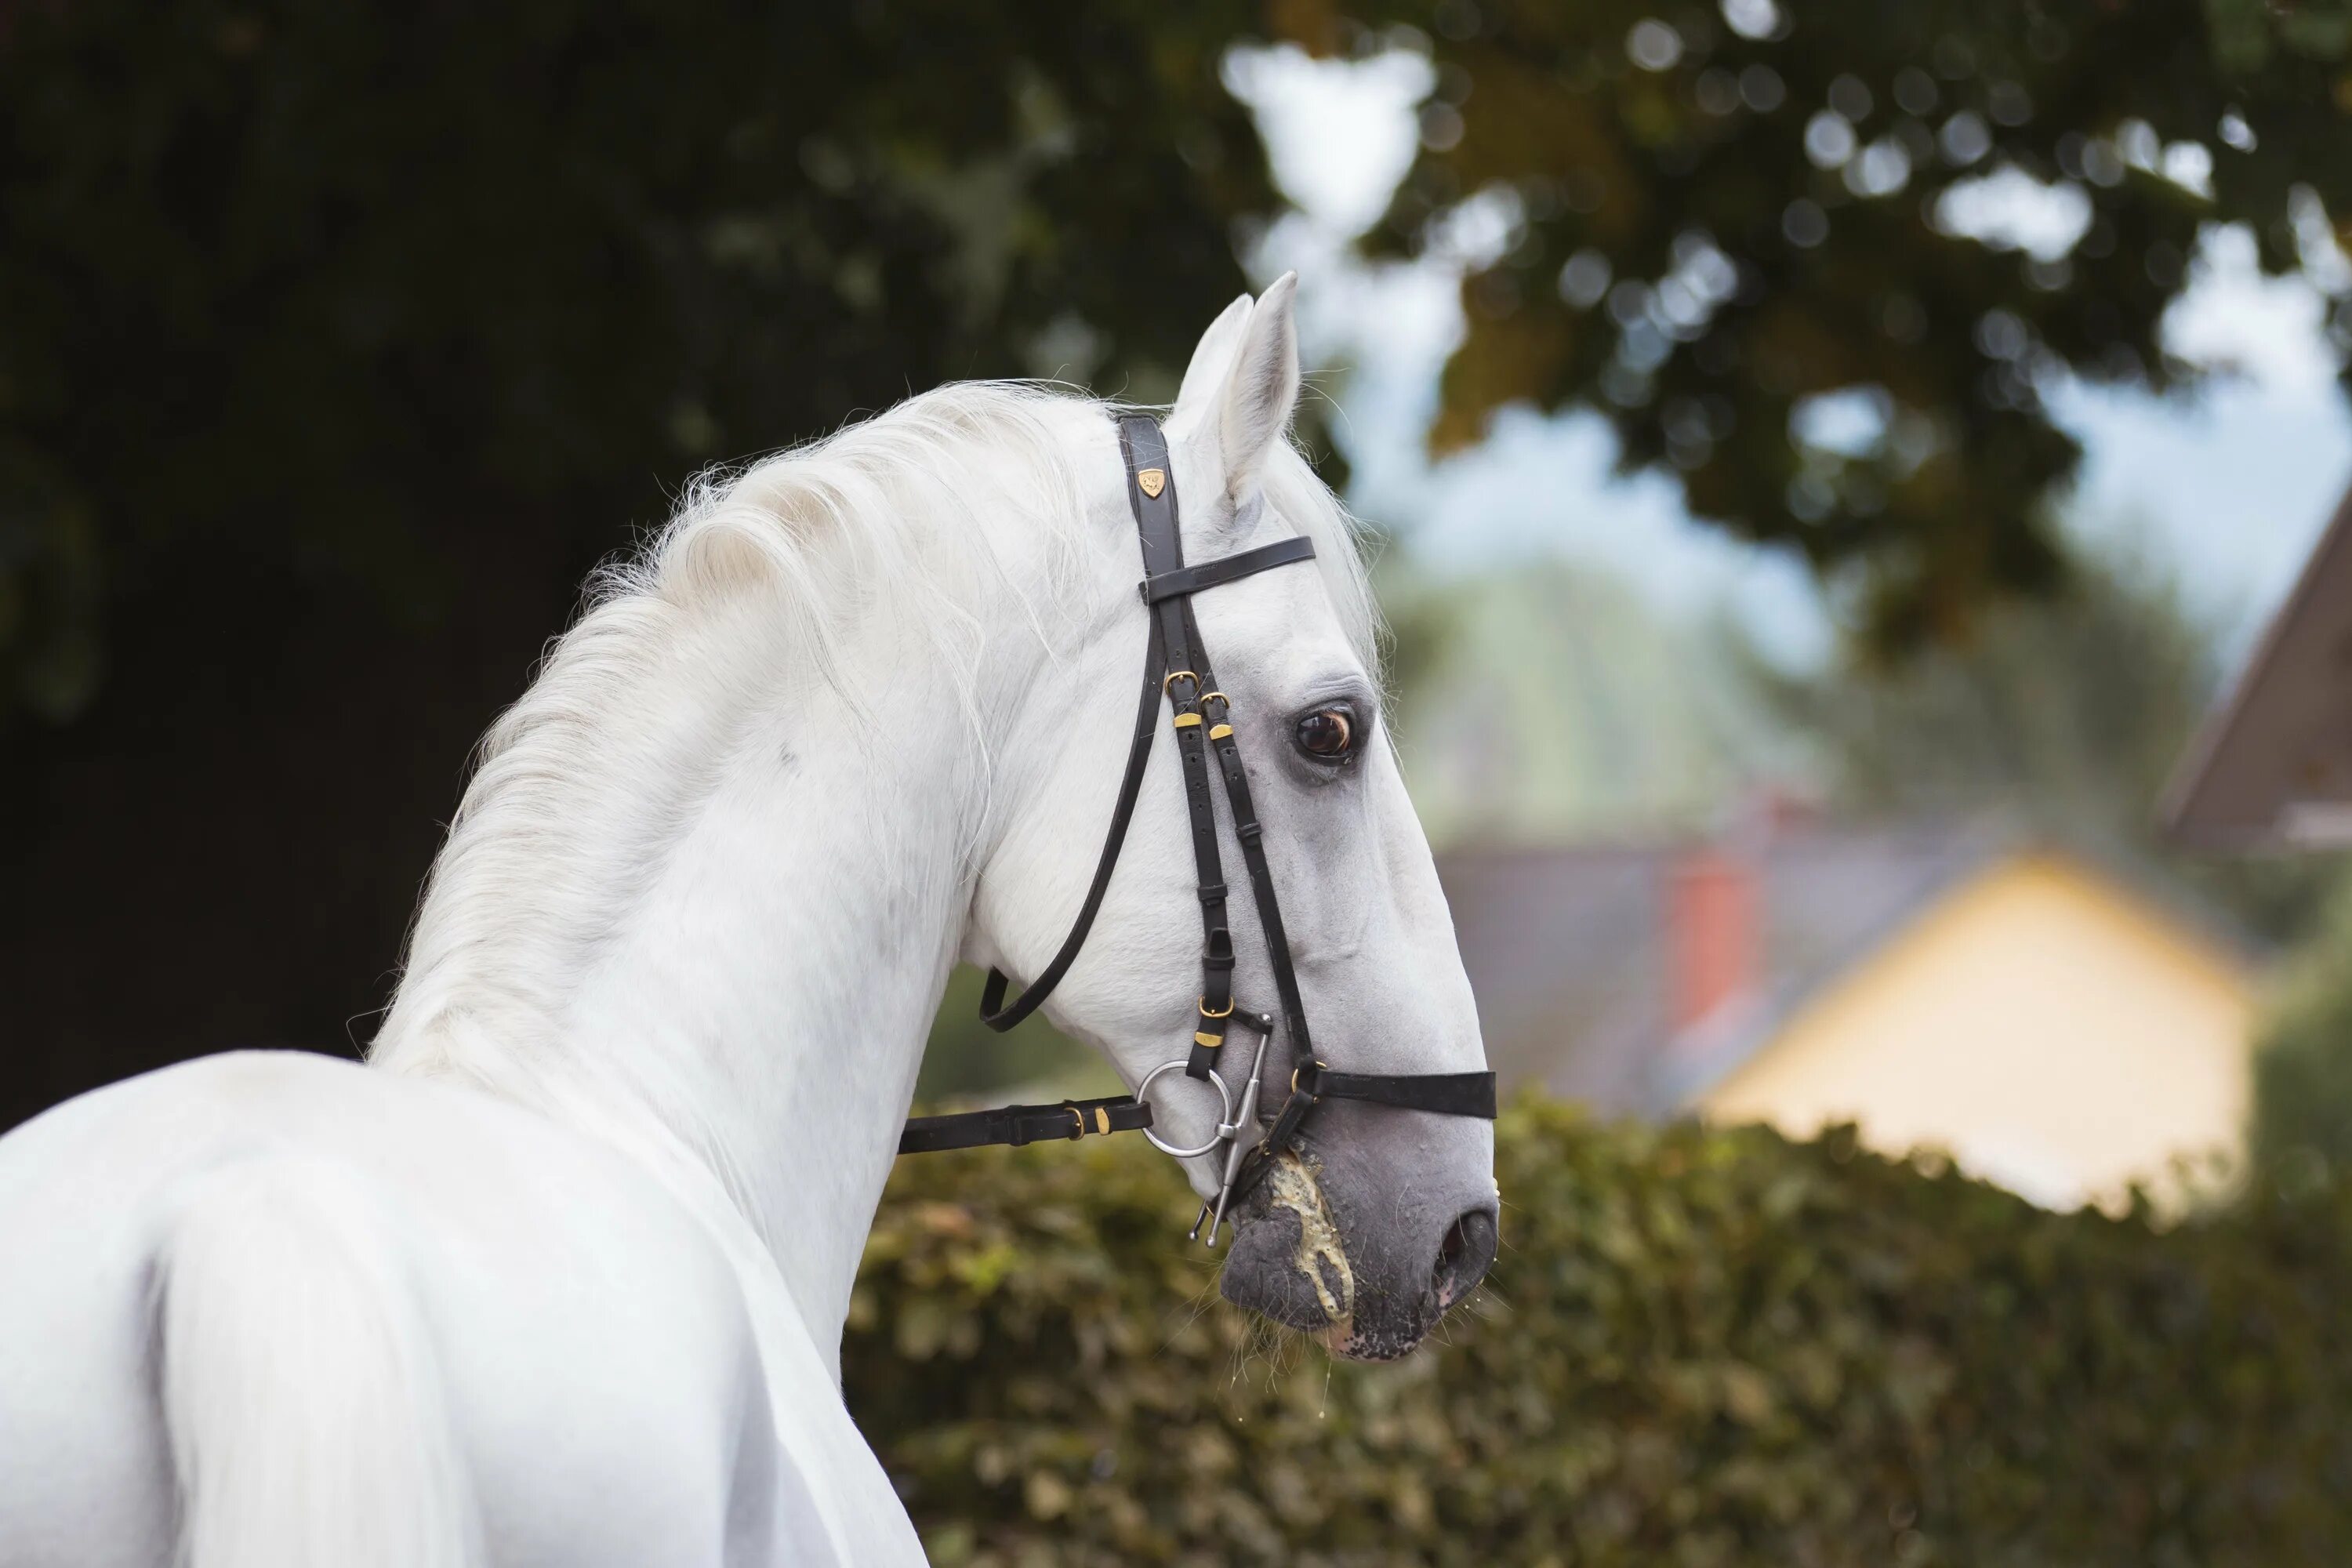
[898,415,1497,1247]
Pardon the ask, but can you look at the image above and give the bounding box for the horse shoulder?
[0,1051,895,1566]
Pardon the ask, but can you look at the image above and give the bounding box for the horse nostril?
[1431,1206,1498,1305]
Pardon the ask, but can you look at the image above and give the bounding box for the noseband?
[899,415,1496,1247]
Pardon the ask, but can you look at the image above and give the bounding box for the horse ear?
[1171,293,1253,432]
[1217,271,1300,500]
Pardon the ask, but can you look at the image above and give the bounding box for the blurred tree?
[0,1,1276,1125]
[1758,543,2213,834]
[0,2,1275,725]
[1388,558,1787,845]
[1338,0,2352,645]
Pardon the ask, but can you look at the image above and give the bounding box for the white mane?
[370,379,1376,1093]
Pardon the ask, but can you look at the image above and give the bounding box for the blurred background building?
[1445,822,2258,1210]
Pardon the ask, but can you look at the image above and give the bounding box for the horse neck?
[376,590,1007,1359]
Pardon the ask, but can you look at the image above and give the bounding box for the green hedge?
[2254,876,2352,1177]
[844,1099,2352,1567]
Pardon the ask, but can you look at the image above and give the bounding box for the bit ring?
[1137,1059,1236,1159]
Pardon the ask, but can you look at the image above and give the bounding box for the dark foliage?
[10,0,2349,1131]
[0,2,1272,1127]
[850,1098,2352,1566]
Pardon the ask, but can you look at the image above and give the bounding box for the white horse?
[0,276,1495,1566]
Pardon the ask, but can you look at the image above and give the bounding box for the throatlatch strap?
[977,615,1170,1032]
[898,1095,1153,1155]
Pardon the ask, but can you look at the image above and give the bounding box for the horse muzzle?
[1218,1149,1499,1360]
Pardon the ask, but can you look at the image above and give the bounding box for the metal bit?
[1200,1029,1272,1248]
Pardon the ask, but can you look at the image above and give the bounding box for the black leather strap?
[1141,536,1316,603]
[976,419,1316,1068]
[976,614,1169,1032]
[1250,1083,1319,1188]
[1118,418,1240,1083]
[1196,631,1314,1065]
[898,1095,1152,1155]
[1226,1062,1500,1204]
[1300,1063,1497,1117]
[920,412,1493,1197]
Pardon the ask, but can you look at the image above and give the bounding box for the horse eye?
[1294,708,1355,760]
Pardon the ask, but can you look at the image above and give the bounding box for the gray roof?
[1436,821,2241,1117]
[2166,477,2352,849]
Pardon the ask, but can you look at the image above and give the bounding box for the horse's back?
[0,1051,808,1567]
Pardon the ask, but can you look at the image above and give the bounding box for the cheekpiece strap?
[916,413,1482,1197]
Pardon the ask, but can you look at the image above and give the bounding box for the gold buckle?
[1162,669,1200,697]
[1199,996,1235,1018]
[1066,1105,1087,1138]
[1290,1061,1327,1099]
[1200,692,1232,740]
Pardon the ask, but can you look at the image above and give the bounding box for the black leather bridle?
[899,414,1496,1247]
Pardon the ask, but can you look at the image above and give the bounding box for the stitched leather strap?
[1120,418,1240,1082]
[898,1095,1152,1155]
[973,423,1316,1058]
[1141,536,1316,603]
[976,613,1169,1032]
[927,412,1494,1202]
[1226,1063,1499,1204]
[1301,1063,1497,1118]
[1198,640,1314,1065]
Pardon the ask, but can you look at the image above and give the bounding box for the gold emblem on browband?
[1137,468,1167,499]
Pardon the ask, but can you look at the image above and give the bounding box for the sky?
[1225,44,2352,673]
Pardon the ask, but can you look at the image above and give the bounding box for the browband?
[1139,535,1317,604]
